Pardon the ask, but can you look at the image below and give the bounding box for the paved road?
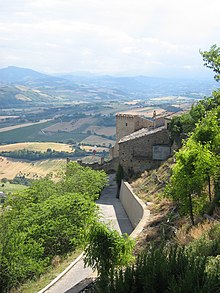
[45,174,133,293]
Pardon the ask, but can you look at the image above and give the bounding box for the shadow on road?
[65,277,95,293]
[96,173,133,235]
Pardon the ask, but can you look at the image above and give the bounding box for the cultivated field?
[0,121,88,143]
[0,157,66,180]
[0,182,27,193]
[81,135,115,147]
[0,119,51,133]
[43,117,98,133]
[84,126,115,136]
[121,107,166,118]
[81,155,102,164]
[0,142,74,153]
[80,145,109,152]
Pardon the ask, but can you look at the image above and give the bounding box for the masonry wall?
[110,114,154,159]
[76,157,119,173]
[155,117,165,127]
[119,128,170,173]
[116,114,153,142]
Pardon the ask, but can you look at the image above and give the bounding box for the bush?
[95,244,220,293]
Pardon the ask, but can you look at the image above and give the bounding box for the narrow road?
[45,174,133,293]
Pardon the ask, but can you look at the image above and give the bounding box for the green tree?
[84,222,134,277]
[200,44,220,81]
[0,162,107,292]
[165,139,215,225]
[60,162,108,200]
[169,45,220,143]
[116,164,124,198]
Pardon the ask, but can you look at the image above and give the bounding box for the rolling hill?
[0,66,218,108]
[0,84,62,107]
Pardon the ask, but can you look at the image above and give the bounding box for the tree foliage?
[170,45,220,143]
[200,44,220,81]
[165,139,216,224]
[84,222,134,277]
[167,45,220,224]
[0,162,107,292]
[94,242,220,293]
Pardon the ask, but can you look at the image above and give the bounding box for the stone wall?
[118,127,170,174]
[116,114,154,142]
[110,114,155,159]
[76,157,119,173]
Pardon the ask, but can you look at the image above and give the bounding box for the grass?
[174,220,216,246]
[16,249,83,293]
[80,145,109,152]
[131,158,182,253]
[0,182,27,193]
[131,157,220,254]
[0,120,51,133]
[84,126,116,136]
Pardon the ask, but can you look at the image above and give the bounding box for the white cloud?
[0,0,219,76]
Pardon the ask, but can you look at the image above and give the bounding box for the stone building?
[109,109,173,175]
[110,114,154,158]
[118,126,170,174]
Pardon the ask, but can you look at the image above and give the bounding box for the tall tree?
[200,44,220,81]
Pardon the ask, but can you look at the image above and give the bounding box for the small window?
[126,123,128,126]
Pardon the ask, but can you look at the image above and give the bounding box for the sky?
[0,0,219,78]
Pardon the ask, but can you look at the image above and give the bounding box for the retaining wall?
[119,181,150,238]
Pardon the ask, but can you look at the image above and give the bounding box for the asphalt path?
[45,173,133,293]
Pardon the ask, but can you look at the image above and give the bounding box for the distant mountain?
[0,66,50,83]
[0,66,218,106]
[55,73,218,98]
[0,66,79,89]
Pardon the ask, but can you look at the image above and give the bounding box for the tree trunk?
[188,194,195,225]
[208,175,211,201]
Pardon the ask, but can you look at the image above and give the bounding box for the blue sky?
[0,0,219,78]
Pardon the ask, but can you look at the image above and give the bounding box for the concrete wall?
[119,181,150,238]
[120,181,143,228]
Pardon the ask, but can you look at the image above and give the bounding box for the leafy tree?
[192,106,220,153]
[59,162,108,200]
[0,162,107,292]
[170,45,220,143]
[27,192,98,257]
[165,139,215,224]
[0,205,47,291]
[116,164,124,198]
[200,44,220,81]
[84,222,134,278]
[166,103,220,224]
